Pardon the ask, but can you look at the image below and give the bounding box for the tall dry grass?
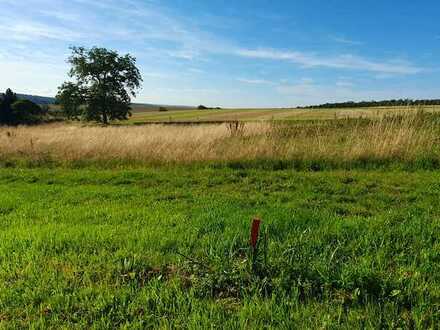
[0,111,439,167]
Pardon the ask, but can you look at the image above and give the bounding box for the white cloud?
[167,49,202,61]
[330,36,363,45]
[38,9,82,23]
[0,0,433,107]
[236,78,274,85]
[336,80,354,87]
[0,21,81,41]
[0,0,424,76]
[236,48,423,75]
[68,0,234,60]
[143,72,172,79]
[187,68,204,74]
[273,79,440,107]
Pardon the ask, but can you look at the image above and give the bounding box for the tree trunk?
[102,109,108,125]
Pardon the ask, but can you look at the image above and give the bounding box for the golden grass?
[1,111,439,166]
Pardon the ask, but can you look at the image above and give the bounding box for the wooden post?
[250,218,262,250]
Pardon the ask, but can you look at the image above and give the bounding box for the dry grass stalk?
[0,111,438,165]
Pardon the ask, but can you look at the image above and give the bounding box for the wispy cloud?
[143,72,172,79]
[187,68,204,74]
[0,21,81,41]
[38,9,82,23]
[236,48,423,75]
[330,36,363,45]
[0,0,424,76]
[237,78,274,85]
[336,80,355,87]
[167,49,202,61]
[0,0,434,107]
[68,0,234,60]
[275,78,440,107]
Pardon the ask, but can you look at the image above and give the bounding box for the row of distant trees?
[0,89,47,125]
[302,99,440,109]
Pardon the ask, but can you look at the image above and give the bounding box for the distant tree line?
[198,105,221,110]
[301,99,440,109]
[0,88,48,125]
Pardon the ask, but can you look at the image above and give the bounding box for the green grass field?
[1,167,440,328]
[124,105,440,124]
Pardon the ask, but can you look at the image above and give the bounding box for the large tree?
[57,46,142,124]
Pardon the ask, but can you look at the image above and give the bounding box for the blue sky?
[0,0,439,107]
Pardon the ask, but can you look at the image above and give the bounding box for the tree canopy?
[0,88,18,124]
[0,89,47,125]
[11,99,46,124]
[56,46,143,124]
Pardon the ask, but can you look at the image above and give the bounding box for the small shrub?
[11,100,45,124]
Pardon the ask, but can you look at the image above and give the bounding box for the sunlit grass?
[1,108,440,327]
[124,105,440,123]
[1,168,439,327]
[1,110,439,169]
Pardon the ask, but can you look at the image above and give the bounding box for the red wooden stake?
[250,218,262,249]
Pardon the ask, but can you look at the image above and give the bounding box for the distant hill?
[14,94,195,110]
[17,94,56,105]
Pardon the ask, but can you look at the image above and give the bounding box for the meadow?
[1,167,440,328]
[1,108,440,169]
[1,107,440,328]
[126,105,440,123]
